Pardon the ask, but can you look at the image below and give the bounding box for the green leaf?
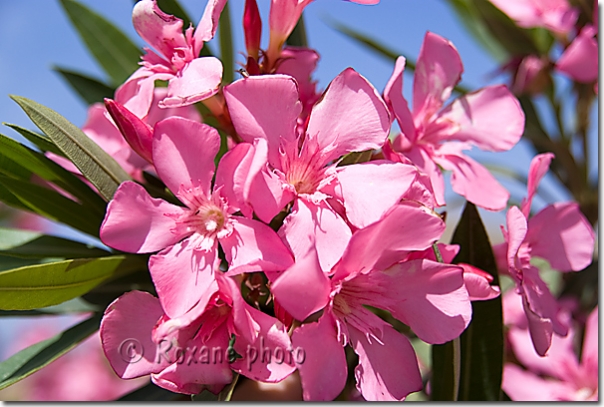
[219,1,234,84]
[286,14,308,47]
[119,382,186,401]
[156,0,193,29]
[53,66,116,106]
[0,297,99,317]
[0,175,101,237]
[3,124,65,157]
[0,313,101,390]
[0,133,106,214]
[10,95,131,201]
[59,0,142,85]
[0,255,144,310]
[452,202,504,401]
[0,228,109,259]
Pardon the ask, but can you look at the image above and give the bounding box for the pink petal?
[100,291,167,379]
[132,0,187,60]
[152,323,233,395]
[502,364,567,401]
[224,75,301,169]
[508,324,578,380]
[557,26,599,83]
[270,245,331,321]
[160,57,223,108]
[100,181,189,253]
[248,167,295,223]
[349,325,423,401]
[581,307,598,379]
[377,259,472,344]
[280,199,352,272]
[404,145,446,207]
[412,32,463,122]
[277,47,320,114]
[435,152,509,211]
[336,160,418,228]
[115,69,172,119]
[306,68,391,162]
[153,117,220,198]
[526,202,595,271]
[220,217,294,275]
[521,271,556,356]
[506,206,528,276]
[292,315,348,401]
[459,263,500,301]
[488,0,578,33]
[336,203,445,280]
[146,87,202,125]
[149,238,217,318]
[194,0,228,48]
[431,85,524,152]
[268,0,313,51]
[383,56,416,142]
[521,152,555,217]
[231,305,296,383]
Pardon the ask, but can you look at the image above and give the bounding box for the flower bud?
[244,0,262,60]
[104,98,154,164]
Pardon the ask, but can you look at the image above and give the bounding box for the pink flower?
[270,203,473,400]
[101,272,295,395]
[383,32,525,211]
[115,0,226,118]
[556,25,599,85]
[224,69,420,272]
[498,153,595,355]
[488,0,578,34]
[99,117,293,318]
[503,296,598,401]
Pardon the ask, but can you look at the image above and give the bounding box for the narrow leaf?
[10,95,131,201]
[0,228,109,259]
[0,313,101,390]
[0,175,101,237]
[0,255,144,310]
[53,66,116,106]
[286,14,308,47]
[219,1,234,84]
[59,0,142,85]
[3,124,65,157]
[156,0,193,28]
[451,202,504,401]
[0,297,99,317]
[0,133,106,214]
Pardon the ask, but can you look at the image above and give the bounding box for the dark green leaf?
[0,313,101,390]
[59,0,142,85]
[10,95,131,201]
[452,202,504,401]
[286,14,308,47]
[0,254,44,273]
[3,124,65,157]
[0,175,101,237]
[219,1,234,84]
[157,0,193,28]
[0,297,100,316]
[119,382,186,401]
[0,133,106,214]
[0,255,143,310]
[53,66,116,105]
[0,228,109,259]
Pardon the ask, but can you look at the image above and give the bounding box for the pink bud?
[104,99,154,164]
[244,0,262,60]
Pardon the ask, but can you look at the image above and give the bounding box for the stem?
[219,2,234,84]
[217,373,240,401]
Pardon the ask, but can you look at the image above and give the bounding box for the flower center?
[285,157,323,195]
[194,204,227,235]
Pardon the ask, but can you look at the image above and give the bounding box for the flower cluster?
[39,0,592,401]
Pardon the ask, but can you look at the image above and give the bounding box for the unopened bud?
[104,98,154,164]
